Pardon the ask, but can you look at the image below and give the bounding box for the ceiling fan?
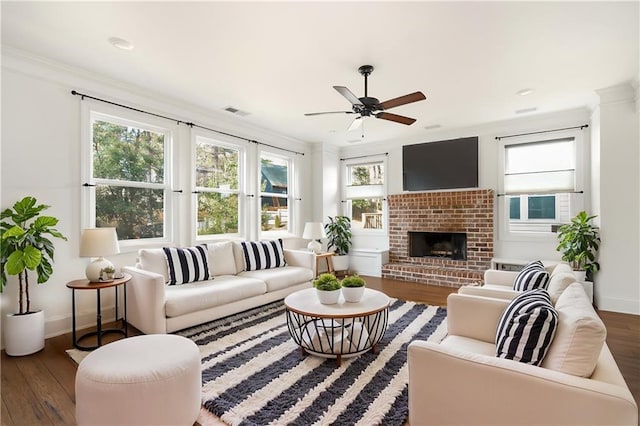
[305,65,426,131]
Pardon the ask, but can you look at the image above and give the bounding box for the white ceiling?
[2,1,638,146]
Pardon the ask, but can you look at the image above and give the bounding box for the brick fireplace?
[382,189,495,287]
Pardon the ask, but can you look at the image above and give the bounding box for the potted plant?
[341,274,366,302]
[313,273,341,304]
[324,216,352,273]
[556,211,600,282]
[1,196,67,356]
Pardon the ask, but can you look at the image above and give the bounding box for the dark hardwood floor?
[2,277,638,425]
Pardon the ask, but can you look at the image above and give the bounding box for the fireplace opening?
[409,231,467,260]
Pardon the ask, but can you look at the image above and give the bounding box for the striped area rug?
[176,298,447,425]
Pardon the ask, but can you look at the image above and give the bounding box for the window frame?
[497,128,585,242]
[342,155,388,235]
[81,102,175,249]
[192,133,246,241]
[258,149,296,239]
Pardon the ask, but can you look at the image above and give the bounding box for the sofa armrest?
[284,249,315,272]
[122,266,168,334]
[408,341,638,426]
[483,269,518,287]
[446,293,510,343]
[458,285,520,301]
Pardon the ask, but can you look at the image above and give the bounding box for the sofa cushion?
[542,283,606,377]
[139,248,169,283]
[496,289,558,366]
[164,276,266,317]
[547,272,577,303]
[206,241,237,276]
[239,265,313,292]
[240,239,286,271]
[163,246,210,285]
[513,261,550,291]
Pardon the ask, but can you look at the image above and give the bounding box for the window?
[194,136,241,237]
[260,153,292,235]
[499,130,584,238]
[343,158,386,231]
[86,110,172,243]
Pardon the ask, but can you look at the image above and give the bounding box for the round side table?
[66,273,131,351]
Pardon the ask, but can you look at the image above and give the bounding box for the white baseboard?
[596,296,640,315]
[44,303,119,339]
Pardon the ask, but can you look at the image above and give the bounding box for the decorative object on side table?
[341,274,366,302]
[302,222,326,253]
[0,196,67,356]
[313,273,341,304]
[556,211,600,282]
[79,227,120,282]
[324,215,352,273]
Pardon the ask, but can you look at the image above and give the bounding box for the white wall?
[593,83,640,314]
[1,50,313,339]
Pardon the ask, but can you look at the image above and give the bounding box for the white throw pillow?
[547,272,577,303]
[207,241,238,276]
[139,248,169,282]
[542,283,606,377]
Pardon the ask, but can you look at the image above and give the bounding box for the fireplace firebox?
[409,231,467,260]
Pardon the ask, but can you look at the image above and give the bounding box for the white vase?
[316,289,341,305]
[4,310,45,356]
[342,286,365,303]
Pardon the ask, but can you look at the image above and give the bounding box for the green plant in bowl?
[341,274,366,288]
[313,273,341,291]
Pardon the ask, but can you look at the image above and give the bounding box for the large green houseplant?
[1,196,67,355]
[556,211,600,281]
[324,216,352,273]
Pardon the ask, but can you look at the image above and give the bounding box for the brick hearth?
[383,189,495,287]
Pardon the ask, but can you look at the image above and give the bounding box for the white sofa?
[459,261,578,303]
[122,241,314,334]
[408,285,638,425]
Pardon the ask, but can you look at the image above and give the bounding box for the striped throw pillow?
[513,260,550,291]
[496,289,558,366]
[240,239,286,271]
[162,245,210,285]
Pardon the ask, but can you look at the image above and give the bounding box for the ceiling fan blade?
[348,116,363,131]
[375,112,417,125]
[378,91,426,110]
[304,111,354,116]
[334,86,363,106]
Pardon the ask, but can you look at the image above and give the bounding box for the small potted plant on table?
[324,216,352,274]
[556,211,600,282]
[341,274,366,303]
[313,273,341,305]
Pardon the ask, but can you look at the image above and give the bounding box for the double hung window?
[260,152,292,235]
[343,158,386,232]
[85,109,172,244]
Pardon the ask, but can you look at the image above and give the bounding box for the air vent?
[515,107,537,114]
[424,124,442,130]
[223,106,250,117]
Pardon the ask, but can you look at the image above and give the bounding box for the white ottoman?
[75,334,201,425]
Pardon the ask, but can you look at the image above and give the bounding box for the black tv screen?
[402,137,478,191]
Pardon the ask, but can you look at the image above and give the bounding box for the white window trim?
[81,101,176,250]
[258,149,297,239]
[497,128,585,242]
[192,130,247,242]
[342,155,388,236]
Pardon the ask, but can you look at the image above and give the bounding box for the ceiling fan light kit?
[305,65,426,131]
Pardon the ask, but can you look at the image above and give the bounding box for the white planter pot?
[342,286,365,303]
[332,254,350,272]
[316,289,341,305]
[573,270,587,282]
[4,310,45,356]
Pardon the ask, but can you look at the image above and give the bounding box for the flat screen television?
[402,136,478,191]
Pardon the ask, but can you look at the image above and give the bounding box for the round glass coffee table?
[284,287,390,366]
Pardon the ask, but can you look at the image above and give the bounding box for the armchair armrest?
[483,269,518,287]
[284,249,315,271]
[446,293,510,343]
[408,341,637,426]
[121,266,168,334]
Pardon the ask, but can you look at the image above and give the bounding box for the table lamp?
[302,222,326,254]
[79,228,120,282]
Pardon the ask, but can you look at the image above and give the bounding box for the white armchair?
[408,289,637,426]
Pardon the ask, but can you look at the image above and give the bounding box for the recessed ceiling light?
[108,37,134,51]
[517,88,534,96]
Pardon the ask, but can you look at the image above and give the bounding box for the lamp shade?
[302,222,326,240]
[79,228,120,257]
[79,228,120,282]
